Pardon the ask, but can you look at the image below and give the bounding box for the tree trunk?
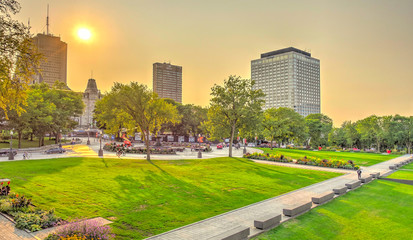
[229,123,235,157]
[30,133,33,141]
[18,131,22,149]
[38,136,41,147]
[407,142,411,154]
[145,130,151,161]
[377,141,380,153]
[41,137,45,146]
[270,139,273,150]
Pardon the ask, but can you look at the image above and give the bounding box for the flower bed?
[244,153,360,170]
[243,152,292,163]
[45,218,114,240]
[0,181,63,232]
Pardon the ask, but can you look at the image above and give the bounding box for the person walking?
[357,168,362,179]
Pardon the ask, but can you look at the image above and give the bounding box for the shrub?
[14,209,62,231]
[46,218,115,240]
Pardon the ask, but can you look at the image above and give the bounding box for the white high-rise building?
[251,47,320,117]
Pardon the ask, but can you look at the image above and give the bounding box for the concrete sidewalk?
[0,214,36,240]
[145,154,412,240]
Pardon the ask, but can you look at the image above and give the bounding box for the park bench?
[345,180,361,189]
[283,202,312,217]
[389,165,397,170]
[333,186,347,195]
[360,176,372,183]
[207,226,250,240]
[254,214,281,230]
[312,192,335,204]
[370,172,380,178]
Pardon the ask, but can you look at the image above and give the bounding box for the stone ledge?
[283,202,312,217]
[254,214,281,230]
[333,186,347,195]
[207,226,250,240]
[312,192,335,204]
[345,180,361,189]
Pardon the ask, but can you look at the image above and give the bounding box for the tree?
[356,115,391,152]
[262,107,307,148]
[390,115,413,154]
[46,82,84,143]
[94,82,180,160]
[204,75,264,157]
[305,113,333,147]
[0,0,41,118]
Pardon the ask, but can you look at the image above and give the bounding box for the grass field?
[0,157,341,239]
[254,180,413,240]
[387,162,413,181]
[258,148,400,166]
[0,138,69,149]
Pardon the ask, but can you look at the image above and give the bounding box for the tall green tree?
[262,107,307,149]
[94,82,180,160]
[390,115,413,154]
[204,75,264,157]
[46,82,84,143]
[305,113,333,147]
[0,0,41,118]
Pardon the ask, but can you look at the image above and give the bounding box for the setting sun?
[77,28,91,40]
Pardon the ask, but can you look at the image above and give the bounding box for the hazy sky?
[15,0,413,126]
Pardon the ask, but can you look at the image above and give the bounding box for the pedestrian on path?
[357,168,362,179]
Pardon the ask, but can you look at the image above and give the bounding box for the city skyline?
[15,0,413,126]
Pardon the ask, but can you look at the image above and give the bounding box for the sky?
[15,0,413,126]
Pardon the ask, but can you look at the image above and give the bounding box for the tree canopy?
[204,75,264,157]
[94,82,180,160]
[0,0,41,118]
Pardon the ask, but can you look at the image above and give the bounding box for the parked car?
[45,148,66,154]
[247,143,256,147]
[216,144,223,149]
[0,149,17,157]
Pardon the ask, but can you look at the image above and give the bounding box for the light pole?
[9,130,14,160]
[59,129,62,148]
[87,128,90,145]
[98,130,103,157]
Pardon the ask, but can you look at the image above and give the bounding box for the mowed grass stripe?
[0,157,341,240]
[258,148,400,166]
[254,180,413,240]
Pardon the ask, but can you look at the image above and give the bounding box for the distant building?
[153,62,182,103]
[251,47,320,117]
[31,33,67,87]
[79,78,101,128]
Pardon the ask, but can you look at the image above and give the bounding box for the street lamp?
[98,130,103,157]
[9,129,14,160]
[59,129,62,148]
[87,128,90,145]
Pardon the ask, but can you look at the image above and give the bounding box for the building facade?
[78,78,101,128]
[153,62,182,103]
[32,33,67,87]
[251,47,320,117]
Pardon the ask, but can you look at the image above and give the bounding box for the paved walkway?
[145,154,412,240]
[0,214,36,240]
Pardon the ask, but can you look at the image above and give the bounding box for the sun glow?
[77,28,92,40]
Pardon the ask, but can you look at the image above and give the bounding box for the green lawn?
[387,162,413,180]
[0,157,341,239]
[0,138,69,149]
[254,180,413,240]
[258,148,400,166]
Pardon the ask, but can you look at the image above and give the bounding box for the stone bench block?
[395,163,402,168]
[370,172,380,178]
[254,214,281,230]
[389,165,397,170]
[360,176,372,183]
[345,180,361,189]
[283,202,312,217]
[333,186,347,195]
[208,226,250,240]
[312,192,335,204]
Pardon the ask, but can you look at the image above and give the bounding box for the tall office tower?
[251,47,320,117]
[32,33,67,87]
[153,62,182,103]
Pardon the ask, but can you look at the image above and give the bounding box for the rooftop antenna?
[46,4,49,35]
